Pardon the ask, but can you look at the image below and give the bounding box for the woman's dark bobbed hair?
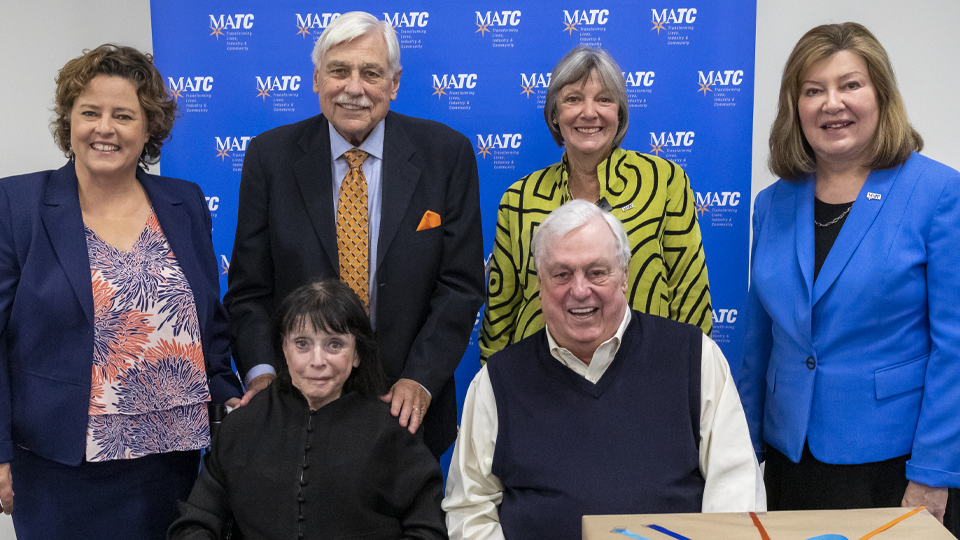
[273,280,386,400]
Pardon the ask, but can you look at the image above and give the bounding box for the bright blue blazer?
[738,153,960,488]
[0,161,243,466]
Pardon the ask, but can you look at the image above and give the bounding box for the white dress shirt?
[442,310,766,540]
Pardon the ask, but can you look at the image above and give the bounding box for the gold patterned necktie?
[337,148,370,306]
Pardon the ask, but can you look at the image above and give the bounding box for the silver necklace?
[815,204,853,227]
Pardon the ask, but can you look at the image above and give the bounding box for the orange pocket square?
[416,210,441,231]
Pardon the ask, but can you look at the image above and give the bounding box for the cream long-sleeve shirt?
[442,310,766,540]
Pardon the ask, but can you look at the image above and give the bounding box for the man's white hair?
[532,199,631,272]
[310,11,401,75]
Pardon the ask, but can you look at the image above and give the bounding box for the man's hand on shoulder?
[238,373,276,407]
[381,378,432,434]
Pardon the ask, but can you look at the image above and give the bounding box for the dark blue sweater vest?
[487,311,705,540]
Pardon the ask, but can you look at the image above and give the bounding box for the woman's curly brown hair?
[52,44,177,167]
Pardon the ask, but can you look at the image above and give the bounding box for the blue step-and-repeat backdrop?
[150,1,757,423]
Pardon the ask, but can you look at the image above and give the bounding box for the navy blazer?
[0,161,243,466]
[738,153,960,488]
[223,111,485,458]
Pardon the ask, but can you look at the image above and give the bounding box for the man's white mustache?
[335,95,372,108]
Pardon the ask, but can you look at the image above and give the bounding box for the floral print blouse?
[84,211,211,462]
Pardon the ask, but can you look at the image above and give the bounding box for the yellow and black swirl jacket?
[479,147,711,361]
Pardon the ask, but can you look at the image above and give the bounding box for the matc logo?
[432,74,477,111]
[712,308,737,324]
[695,191,741,228]
[432,74,478,94]
[208,13,253,51]
[520,72,551,109]
[562,9,609,47]
[698,70,744,91]
[520,72,551,95]
[385,11,429,50]
[698,70,745,107]
[562,9,609,33]
[384,12,429,28]
[622,70,654,109]
[215,136,253,172]
[167,77,213,114]
[255,76,301,113]
[476,10,521,47]
[168,77,213,97]
[623,71,655,87]
[651,8,696,30]
[256,76,302,98]
[476,133,522,155]
[205,196,220,212]
[696,191,741,210]
[476,133,522,170]
[215,136,251,158]
[711,306,737,344]
[209,14,254,37]
[649,131,694,155]
[476,10,521,34]
[650,8,697,46]
[295,13,341,37]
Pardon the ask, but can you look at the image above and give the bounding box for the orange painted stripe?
[749,512,771,540]
[858,507,926,540]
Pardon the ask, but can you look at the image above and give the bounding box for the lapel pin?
[867,192,881,201]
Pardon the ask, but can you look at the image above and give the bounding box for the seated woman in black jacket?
[168,280,447,540]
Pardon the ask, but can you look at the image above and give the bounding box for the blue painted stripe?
[611,527,654,540]
[646,524,693,540]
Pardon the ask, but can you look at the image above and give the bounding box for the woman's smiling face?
[555,71,619,163]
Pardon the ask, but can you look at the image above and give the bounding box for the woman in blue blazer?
[0,45,242,539]
[739,23,960,528]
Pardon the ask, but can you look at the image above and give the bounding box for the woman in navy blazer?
[0,45,242,539]
[739,23,960,528]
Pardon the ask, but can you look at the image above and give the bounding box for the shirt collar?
[558,146,626,201]
[328,119,386,161]
[545,308,632,383]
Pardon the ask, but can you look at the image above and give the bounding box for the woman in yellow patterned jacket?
[479,45,711,361]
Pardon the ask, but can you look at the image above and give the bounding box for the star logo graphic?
[210,25,225,39]
[432,85,447,99]
[476,22,491,36]
[521,84,535,97]
[257,86,270,100]
[216,147,230,160]
[297,25,311,38]
[220,255,230,275]
[564,21,578,35]
[169,87,184,101]
[698,82,712,95]
[649,142,664,156]
[476,145,492,158]
[696,202,710,216]
[651,20,666,33]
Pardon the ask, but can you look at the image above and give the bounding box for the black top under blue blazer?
[223,111,485,457]
[738,153,960,488]
[0,161,243,466]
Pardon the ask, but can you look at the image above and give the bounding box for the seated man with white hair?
[443,200,765,540]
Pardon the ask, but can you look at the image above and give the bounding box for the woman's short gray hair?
[532,200,630,272]
[544,46,629,148]
[311,11,401,75]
